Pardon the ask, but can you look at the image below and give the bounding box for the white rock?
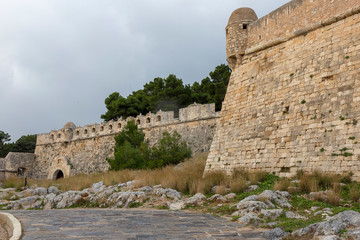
[34,187,47,196]
[48,186,60,195]
[246,185,259,192]
[237,213,260,224]
[261,209,283,220]
[186,193,206,205]
[263,227,288,240]
[285,211,306,220]
[169,201,185,211]
[225,193,236,200]
[208,194,227,203]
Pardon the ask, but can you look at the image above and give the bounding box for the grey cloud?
[0,0,288,141]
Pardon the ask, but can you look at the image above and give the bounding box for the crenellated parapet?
[36,103,218,146]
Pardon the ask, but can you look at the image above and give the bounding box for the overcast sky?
[0,0,289,142]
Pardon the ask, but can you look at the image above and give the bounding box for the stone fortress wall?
[33,103,219,179]
[206,0,360,180]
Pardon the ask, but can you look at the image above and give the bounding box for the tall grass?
[2,153,272,195]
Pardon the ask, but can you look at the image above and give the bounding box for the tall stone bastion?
[205,0,360,180]
[34,103,219,179]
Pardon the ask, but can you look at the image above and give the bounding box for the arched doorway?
[54,170,64,180]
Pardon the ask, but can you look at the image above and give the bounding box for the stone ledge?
[0,212,22,240]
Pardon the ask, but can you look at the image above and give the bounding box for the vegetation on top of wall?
[107,120,191,170]
[0,131,37,158]
[101,64,231,121]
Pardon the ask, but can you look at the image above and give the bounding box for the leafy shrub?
[107,120,191,170]
[149,131,192,169]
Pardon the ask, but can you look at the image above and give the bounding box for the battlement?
[36,103,218,146]
[226,0,360,69]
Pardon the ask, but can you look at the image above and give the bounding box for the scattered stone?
[154,188,182,200]
[246,185,259,192]
[263,227,288,240]
[137,186,153,193]
[208,194,227,203]
[34,187,47,196]
[257,190,292,209]
[186,193,206,206]
[237,213,260,224]
[236,201,269,214]
[48,186,60,195]
[225,193,236,200]
[285,211,306,220]
[266,222,278,228]
[311,206,320,212]
[261,209,283,220]
[292,211,360,238]
[169,201,185,211]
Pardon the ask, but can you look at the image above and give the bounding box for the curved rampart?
[206,0,360,180]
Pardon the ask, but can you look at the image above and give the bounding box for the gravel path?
[9,209,264,239]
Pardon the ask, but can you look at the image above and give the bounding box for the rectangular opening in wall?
[242,24,247,29]
[280,167,290,173]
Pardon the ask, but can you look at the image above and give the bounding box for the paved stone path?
[8,209,265,239]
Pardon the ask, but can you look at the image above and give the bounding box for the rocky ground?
[1,181,360,239]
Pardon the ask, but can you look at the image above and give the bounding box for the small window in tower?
[146,117,150,123]
[84,129,88,134]
[242,24,247,30]
[92,127,95,133]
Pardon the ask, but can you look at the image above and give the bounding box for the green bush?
[150,131,192,168]
[107,120,191,170]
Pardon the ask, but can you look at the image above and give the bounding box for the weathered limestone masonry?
[0,153,36,180]
[206,0,360,180]
[34,103,219,179]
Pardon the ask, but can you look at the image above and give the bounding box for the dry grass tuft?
[215,185,228,195]
[231,168,249,180]
[3,177,25,190]
[298,175,319,193]
[249,170,268,184]
[298,171,341,193]
[350,186,360,202]
[326,190,340,206]
[229,177,248,193]
[274,178,291,191]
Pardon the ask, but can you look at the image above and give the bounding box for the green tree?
[0,131,11,157]
[107,121,191,170]
[11,135,37,153]
[149,131,192,169]
[107,120,150,170]
[0,133,37,158]
[101,64,231,121]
